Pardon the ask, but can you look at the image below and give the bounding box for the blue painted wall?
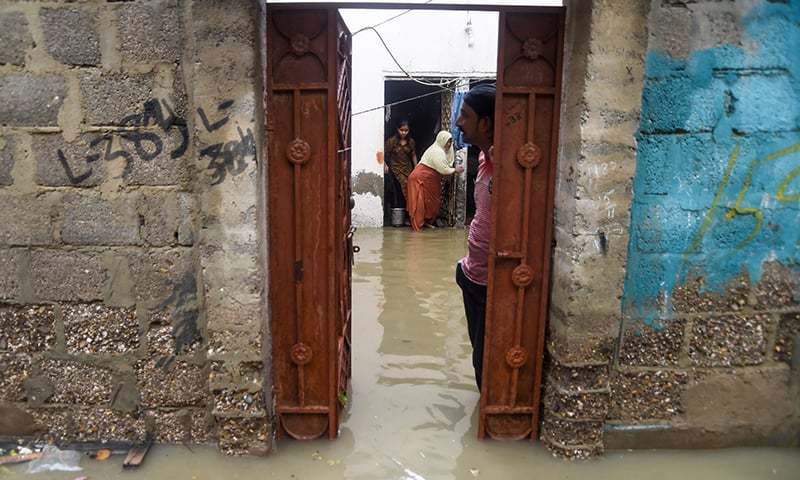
[623,1,800,324]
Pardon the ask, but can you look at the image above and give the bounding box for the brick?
[64,304,139,355]
[146,409,191,443]
[0,74,66,127]
[213,389,265,416]
[191,409,214,443]
[72,407,146,442]
[546,364,609,392]
[0,249,20,300]
[608,370,687,421]
[40,7,101,66]
[0,305,56,353]
[631,202,703,254]
[689,314,770,367]
[0,135,15,186]
[60,192,140,246]
[639,74,726,134]
[543,387,610,421]
[0,194,53,246]
[136,359,206,408]
[32,133,106,187]
[618,319,685,367]
[80,71,154,126]
[774,312,800,364]
[541,418,604,447]
[0,353,31,402]
[28,408,72,442]
[31,250,106,301]
[118,0,183,63]
[122,126,190,186]
[218,417,270,456]
[0,12,33,66]
[40,359,115,405]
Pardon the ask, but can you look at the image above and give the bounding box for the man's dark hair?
[463,84,496,124]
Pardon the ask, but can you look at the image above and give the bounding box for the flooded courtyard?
[6,228,799,479]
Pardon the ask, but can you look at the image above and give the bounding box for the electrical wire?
[350,75,494,117]
[351,0,434,36]
[357,26,465,88]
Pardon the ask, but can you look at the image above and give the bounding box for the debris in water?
[311,451,323,461]
[95,449,111,461]
[470,468,480,477]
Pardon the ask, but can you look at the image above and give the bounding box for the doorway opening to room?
[265,1,564,446]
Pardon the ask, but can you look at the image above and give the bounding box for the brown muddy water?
[6,228,799,479]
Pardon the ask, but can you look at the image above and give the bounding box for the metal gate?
[479,9,564,440]
[266,6,352,440]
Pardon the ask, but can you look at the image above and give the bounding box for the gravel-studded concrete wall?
[607,0,800,449]
[0,0,270,455]
[545,0,799,456]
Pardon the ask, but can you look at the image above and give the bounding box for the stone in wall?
[118,0,184,64]
[608,370,687,421]
[618,319,685,367]
[0,194,55,246]
[28,408,72,442]
[61,192,141,246]
[0,305,56,354]
[213,389,265,416]
[33,134,107,187]
[31,250,106,302]
[217,417,270,456]
[0,250,21,300]
[688,313,770,367]
[0,12,33,67]
[774,312,800,364]
[122,126,191,187]
[72,407,146,443]
[0,354,31,402]
[0,136,15,186]
[136,359,206,408]
[63,304,139,355]
[145,409,192,443]
[0,74,66,127]
[128,248,194,309]
[137,190,195,247]
[40,7,101,66]
[80,71,154,126]
[38,359,115,405]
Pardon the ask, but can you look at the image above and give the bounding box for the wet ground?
[6,228,800,479]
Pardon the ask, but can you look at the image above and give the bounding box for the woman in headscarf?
[407,130,464,231]
[384,120,417,205]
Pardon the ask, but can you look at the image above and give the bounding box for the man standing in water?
[455,84,495,390]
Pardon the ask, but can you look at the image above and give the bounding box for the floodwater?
[6,228,799,479]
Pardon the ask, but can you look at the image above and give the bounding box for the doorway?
[265,2,564,444]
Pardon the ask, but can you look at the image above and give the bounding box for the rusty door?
[479,9,564,440]
[266,6,352,440]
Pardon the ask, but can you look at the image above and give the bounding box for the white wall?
[340,8,499,177]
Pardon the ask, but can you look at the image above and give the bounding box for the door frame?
[264,0,565,444]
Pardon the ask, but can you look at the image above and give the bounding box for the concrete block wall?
[547,0,799,455]
[543,0,650,458]
[0,0,269,455]
[607,0,800,449]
